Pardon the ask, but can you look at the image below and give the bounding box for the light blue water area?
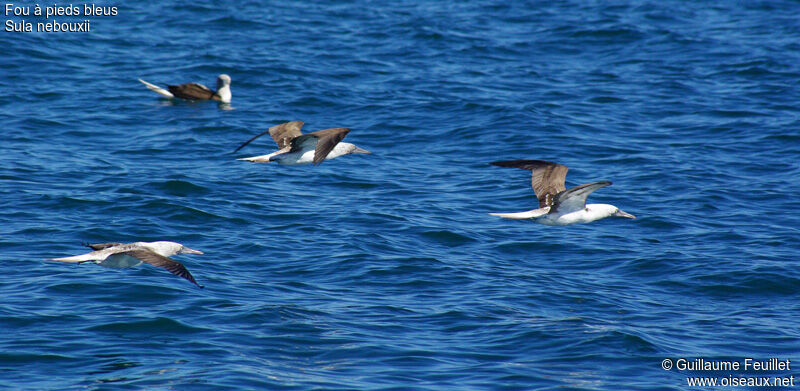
[1,1,799,389]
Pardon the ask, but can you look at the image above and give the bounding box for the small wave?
[146,179,211,197]
[86,317,210,334]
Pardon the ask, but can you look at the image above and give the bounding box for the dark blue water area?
[2,0,799,389]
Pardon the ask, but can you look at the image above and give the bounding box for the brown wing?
[233,121,305,153]
[122,249,203,288]
[167,83,215,100]
[269,121,305,149]
[490,160,568,208]
[84,242,124,251]
[293,128,349,165]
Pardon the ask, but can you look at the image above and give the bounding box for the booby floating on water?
[49,241,205,288]
[234,121,370,165]
[138,74,231,103]
[489,160,635,226]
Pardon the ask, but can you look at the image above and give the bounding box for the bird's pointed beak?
[614,209,636,219]
[181,247,204,255]
[353,146,371,154]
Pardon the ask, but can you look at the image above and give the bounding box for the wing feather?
[233,121,304,153]
[122,249,203,288]
[167,83,215,100]
[269,121,305,149]
[298,128,350,165]
[490,160,568,208]
[84,242,124,251]
[551,181,612,213]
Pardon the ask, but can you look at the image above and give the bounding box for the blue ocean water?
[2,0,799,389]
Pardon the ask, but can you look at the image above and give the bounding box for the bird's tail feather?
[489,208,549,219]
[237,154,274,163]
[49,254,94,263]
[138,79,174,98]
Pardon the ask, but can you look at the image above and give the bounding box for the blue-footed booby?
[234,121,370,165]
[489,160,635,225]
[138,74,231,103]
[49,241,205,288]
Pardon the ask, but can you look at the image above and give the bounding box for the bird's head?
[145,241,204,256]
[217,74,231,88]
[613,208,636,219]
[179,245,204,255]
[587,204,636,220]
[348,144,371,155]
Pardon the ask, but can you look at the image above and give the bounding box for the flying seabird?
[138,74,232,103]
[489,160,635,225]
[49,241,205,288]
[234,121,370,165]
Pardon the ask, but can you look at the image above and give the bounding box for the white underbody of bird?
[240,141,365,165]
[489,160,635,226]
[234,121,370,165]
[49,241,205,288]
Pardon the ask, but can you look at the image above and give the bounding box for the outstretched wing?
[293,128,349,165]
[83,242,124,251]
[269,121,305,149]
[490,160,568,208]
[233,121,305,153]
[122,249,204,288]
[167,82,215,100]
[552,181,612,214]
